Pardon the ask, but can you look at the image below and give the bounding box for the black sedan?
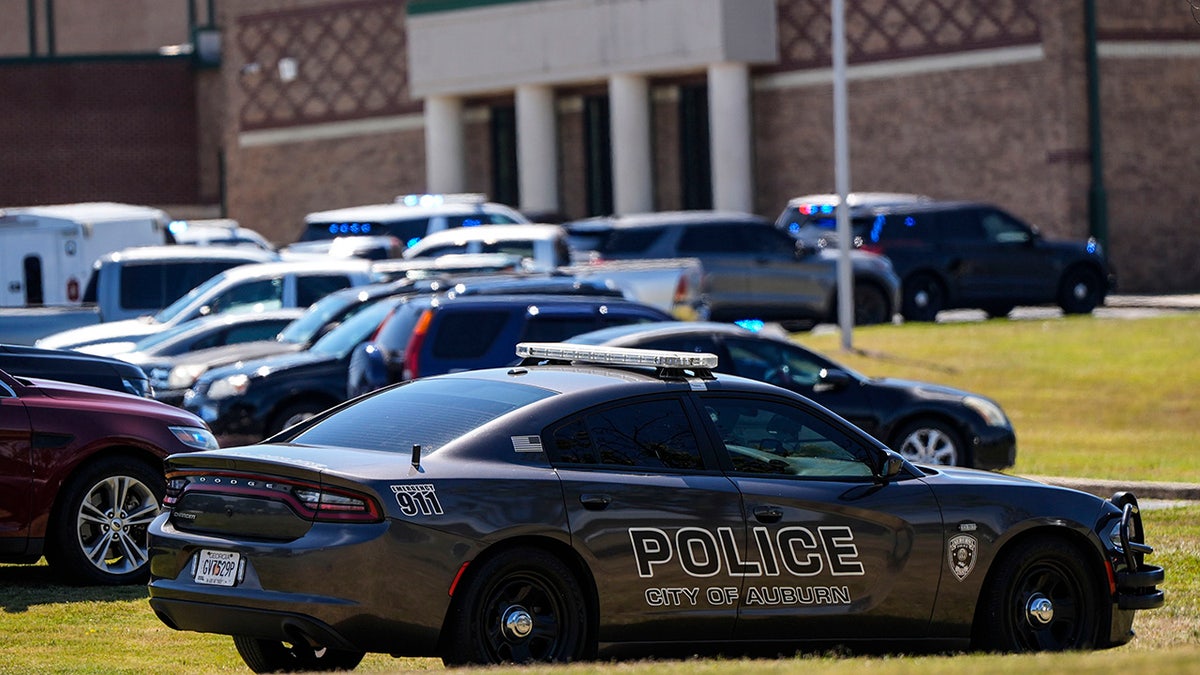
[570,321,1014,470]
[147,343,1163,671]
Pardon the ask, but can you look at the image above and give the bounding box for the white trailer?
[0,202,170,308]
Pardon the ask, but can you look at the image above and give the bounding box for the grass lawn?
[1,313,1196,674]
[800,313,1200,482]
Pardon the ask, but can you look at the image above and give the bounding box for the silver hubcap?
[899,427,958,465]
[913,290,930,307]
[1073,282,1088,300]
[503,606,534,639]
[77,476,160,575]
[1026,593,1055,626]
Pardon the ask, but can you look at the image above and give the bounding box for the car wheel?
[894,419,967,467]
[1057,267,1104,314]
[901,274,945,322]
[974,535,1100,652]
[46,457,164,585]
[232,636,364,674]
[853,283,892,325]
[269,402,327,436]
[442,547,588,666]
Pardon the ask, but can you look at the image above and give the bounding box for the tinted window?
[725,338,825,386]
[702,397,873,478]
[595,227,666,255]
[979,209,1033,244]
[208,278,284,315]
[430,310,510,358]
[288,377,554,453]
[296,274,353,307]
[549,398,703,470]
[864,213,938,245]
[118,261,249,311]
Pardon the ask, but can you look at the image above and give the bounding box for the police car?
[146,343,1163,671]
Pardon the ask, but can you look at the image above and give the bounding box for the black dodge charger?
[146,343,1163,672]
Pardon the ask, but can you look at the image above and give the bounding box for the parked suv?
[300,193,529,249]
[0,343,151,397]
[0,367,216,584]
[793,200,1115,321]
[563,210,900,329]
[346,293,674,397]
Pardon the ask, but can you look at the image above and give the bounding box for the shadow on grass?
[0,561,147,613]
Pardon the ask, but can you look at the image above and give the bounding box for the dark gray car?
[564,211,900,330]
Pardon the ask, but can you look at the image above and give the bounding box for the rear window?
[593,227,666,256]
[431,310,511,358]
[287,377,553,453]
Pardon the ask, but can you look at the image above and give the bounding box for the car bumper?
[969,426,1017,471]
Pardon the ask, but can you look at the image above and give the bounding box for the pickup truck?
[388,224,708,320]
[0,246,279,345]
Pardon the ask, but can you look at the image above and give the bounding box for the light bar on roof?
[394,193,487,207]
[516,342,718,369]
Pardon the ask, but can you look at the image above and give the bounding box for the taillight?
[402,308,433,381]
[860,243,885,255]
[672,274,689,306]
[165,471,383,523]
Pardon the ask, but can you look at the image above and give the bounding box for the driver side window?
[703,396,873,479]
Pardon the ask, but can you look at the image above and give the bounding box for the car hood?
[19,376,203,420]
[153,340,303,370]
[38,317,161,349]
[870,377,973,402]
[202,349,336,383]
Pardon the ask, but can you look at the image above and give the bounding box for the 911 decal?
[391,484,443,517]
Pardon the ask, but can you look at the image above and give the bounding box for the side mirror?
[877,450,906,481]
[814,368,852,392]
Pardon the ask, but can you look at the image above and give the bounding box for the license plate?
[193,549,242,587]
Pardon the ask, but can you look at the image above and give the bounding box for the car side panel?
[0,396,32,556]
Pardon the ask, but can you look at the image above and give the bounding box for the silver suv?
[563,210,900,329]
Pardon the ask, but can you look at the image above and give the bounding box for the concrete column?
[424,95,465,193]
[609,73,653,215]
[707,62,754,213]
[516,84,559,217]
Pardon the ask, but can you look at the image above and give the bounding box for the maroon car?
[0,368,217,584]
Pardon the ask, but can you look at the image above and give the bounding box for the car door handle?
[579,494,612,511]
[753,506,784,523]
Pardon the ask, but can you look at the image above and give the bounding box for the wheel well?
[437,535,599,657]
[826,277,896,321]
[969,525,1109,646]
[44,446,164,552]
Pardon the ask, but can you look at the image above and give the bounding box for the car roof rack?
[515,342,717,380]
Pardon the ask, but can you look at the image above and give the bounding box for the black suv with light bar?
[148,343,1163,671]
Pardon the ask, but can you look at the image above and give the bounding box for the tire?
[45,456,165,585]
[901,273,945,322]
[269,401,328,436]
[232,636,364,673]
[1057,267,1104,314]
[442,547,588,666]
[852,283,892,325]
[893,419,968,467]
[974,535,1101,653]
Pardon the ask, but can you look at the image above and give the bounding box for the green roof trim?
[407,0,542,16]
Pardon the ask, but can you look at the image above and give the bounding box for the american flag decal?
[511,435,543,453]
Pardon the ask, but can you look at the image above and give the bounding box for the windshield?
[152,272,228,323]
[287,377,553,453]
[277,290,360,345]
[130,319,203,352]
[308,296,399,359]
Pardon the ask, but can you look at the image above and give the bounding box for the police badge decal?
[948,534,978,581]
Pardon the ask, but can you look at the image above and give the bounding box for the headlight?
[206,373,250,401]
[169,426,219,450]
[168,363,209,389]
[962,395,1009,427]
